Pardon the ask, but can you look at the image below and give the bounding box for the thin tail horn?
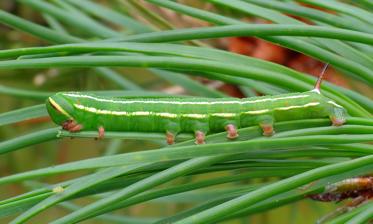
[313,63,329,94]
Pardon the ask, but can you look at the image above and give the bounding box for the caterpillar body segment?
[46,90,347,144]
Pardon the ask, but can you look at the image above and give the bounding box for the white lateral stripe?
[181,114,207,118]
[275,102,320,111]
[327,101,344,108]
[73,101,322,119]
[63,93,310,105]
[74,104,237,118]
[211,113,236,117]
[74,104,179,118]
[156,112,178,118]
[242,102,320,114]
[310,89,321,94]
[133,111,150,116]
[243,109,270,115]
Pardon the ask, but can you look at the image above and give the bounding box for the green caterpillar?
[46,70,347,144]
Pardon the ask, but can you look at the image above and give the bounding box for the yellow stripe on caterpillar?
[275,102,320,111]
[48,97,73,118]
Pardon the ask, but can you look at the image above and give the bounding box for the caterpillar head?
[46,93,75,125]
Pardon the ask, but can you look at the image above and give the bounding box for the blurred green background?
[1,1,372,223]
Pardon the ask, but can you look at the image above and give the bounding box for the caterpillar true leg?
[225,124,238,139]
[62,119,75,130]
[62,120,83,132]
[195,131,206,144]
[166,131,175,145]
[70,124,83,132]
